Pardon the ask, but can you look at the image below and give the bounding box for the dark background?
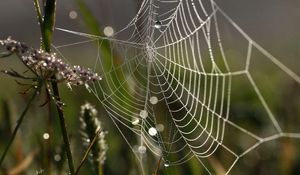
[0,1,300,175]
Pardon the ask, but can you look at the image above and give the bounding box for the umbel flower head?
[80,102,108,168]
[0,37,102,86]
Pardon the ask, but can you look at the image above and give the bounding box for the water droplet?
[154,20,162,29]
[69,10,78,19]
[148,127,158,136]
[149,96,158,105]
[164,160,170,167]
[86,138,91,143]
[43,133,50,140]
[54,154,61,161]
[103,26,114,37]
[156,124,165,132]
[139,110,148,119]
[132,118,140,125]
[138,145,147,154]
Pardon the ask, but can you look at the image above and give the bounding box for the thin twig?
[153,156,162,175]
[52,84,75,175]
[0,81,43,166]
[75,129,102,175]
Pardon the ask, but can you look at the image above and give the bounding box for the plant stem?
[0,81,42,166]
[75,129,102,175]
[51,82,75,175]
[33,0,75,174]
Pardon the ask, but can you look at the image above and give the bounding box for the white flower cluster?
[0,37,102,86]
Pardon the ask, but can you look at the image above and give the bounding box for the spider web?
[54,0,300,174]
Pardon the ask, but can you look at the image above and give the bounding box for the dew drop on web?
[149,96,158,105]
[164,160,170,167]
[54,154,61,162]
[156,124,164,132]
[139,110,148,119]
[132,118,139,125]
[138,145,147,154]
[148,127,158,136]
[154,20,162,29]
[69,10,78,19]
[103,26,114,37]
[43,133,50,140]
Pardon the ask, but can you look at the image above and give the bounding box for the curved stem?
[75,129,102,175]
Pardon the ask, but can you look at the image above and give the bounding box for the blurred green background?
[0,0,300,175]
